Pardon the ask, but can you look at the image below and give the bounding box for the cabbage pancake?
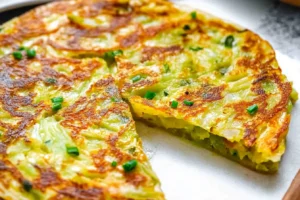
[0,5,296,199]
[0,54,163,198]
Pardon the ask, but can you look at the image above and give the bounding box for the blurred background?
[0,0,299,61]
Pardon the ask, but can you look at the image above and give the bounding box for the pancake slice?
[0,54,164,199]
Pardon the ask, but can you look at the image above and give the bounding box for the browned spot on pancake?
[142,45,182,62]
[0,160,25,187]
[92,149,110,174]
[122,79,158,95]
[33,167,62,191]
[119,31,140,48]
[49,14,133,52]
[77,1,131,18]
[0,6,65,46]
[200,85,226,102]
[44,1,85,15]
[62,77,130,138]
[208,20,239,32]
[242,32,260,51]
[106,129,133,163]
[0,161,8,171]
[61,97,97,137]
[0,55,105,143]
[95,76,115,88]
[0,143,6,154]
[175,85,225,118]
[54,185,104,200]
[0,91,40,144]
[226,73,292,148]
[125,173,147,187]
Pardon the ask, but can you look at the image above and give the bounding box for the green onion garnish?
[51,97,63,103]
[144,91,156,100]
[104,50,123,60]
[52,103,62,111]
[46,78,57,84]
[131,75,142,83]
[44,140,51,144]
[225,35,234,48]
[123,159,138,172]
[26,49,36,58]
[22,180,32,192]
[18,46,26,51]
[12,51,22,60]
[66,146,79,156]
[51,97,63,111]
[171,100,178,109]
[163,91,169,96]
[164,64,170,73]
[111,161,117,167]
[191,11,197,20]
[183,24,191,31]
[247,104,258,115]
[189,46,203,51]
[183,100,194,106]
[111,97,118,102]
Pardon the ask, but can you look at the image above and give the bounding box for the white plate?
[0,1,299,200]
[0,0,51,12]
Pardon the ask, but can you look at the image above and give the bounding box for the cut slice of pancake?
[0,52,164,199]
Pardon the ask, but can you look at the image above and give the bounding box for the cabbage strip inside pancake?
[0,1,298,199]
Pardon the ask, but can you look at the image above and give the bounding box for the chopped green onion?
[131,75,142,83]
[111,97,119,102]
[44,140,51,144]
[26,49,36,58]
[51,97,64,103]
[123,159,138,172]
[51,97,63,111]
[171,100,178,109]
[144,91,156,100]
[22,180,32,192]
[104,50,123,60]
[128,147,136,154]
[225,35,234,48]
[183,100,194,106]
[163,91,169,96]
[247,104,258,115]
[232,150,238,157]
[111,161,117,167]
[12,51,22,60]
[189,46,203,51]
[52,103,62,111]
[66,146,79,156]
[191,11,197,20]
[46,78,57,84]
[18,46,26,51]
[164,64,170,73]
[183,24,191,31]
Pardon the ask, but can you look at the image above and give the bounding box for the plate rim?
[0,0,51,13]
